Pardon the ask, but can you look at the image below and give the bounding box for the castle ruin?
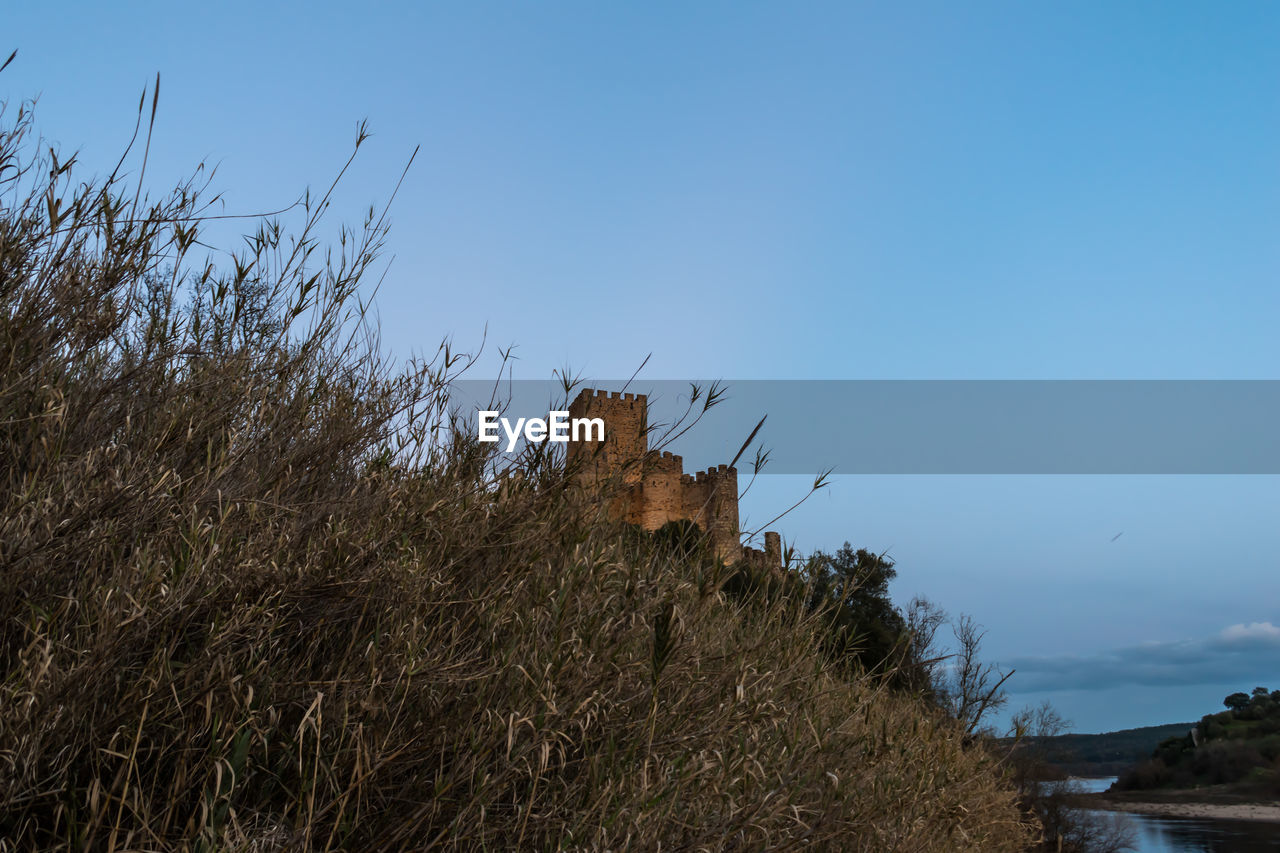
[567,388,781,570]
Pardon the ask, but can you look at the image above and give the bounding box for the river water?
[1072,777,1280,852]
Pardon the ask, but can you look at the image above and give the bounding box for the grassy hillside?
[1114,688,1280,796]
[0,96,1036,850]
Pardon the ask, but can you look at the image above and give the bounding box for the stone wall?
[568,388,778,570]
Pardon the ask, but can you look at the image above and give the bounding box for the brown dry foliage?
[0,94,1036,851]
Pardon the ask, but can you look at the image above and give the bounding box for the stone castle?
[567,388,781,570]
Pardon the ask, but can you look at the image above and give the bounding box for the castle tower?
[764,531,781,567]
[683,465,741,564]
[632,451,686,530]
[566,388,764,568]
[566,389,648,486]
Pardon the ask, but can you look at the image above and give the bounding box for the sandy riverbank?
[1084,795,1280,823]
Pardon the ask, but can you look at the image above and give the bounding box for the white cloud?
[1219,621,1280,643]
[1004,620,1280,694]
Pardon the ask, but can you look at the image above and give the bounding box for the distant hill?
[1113,687,1280,795]
[1004,723,1195,777]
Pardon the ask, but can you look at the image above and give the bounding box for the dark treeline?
[1005,723,1196,777]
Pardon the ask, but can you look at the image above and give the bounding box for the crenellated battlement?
[584,389,646,404]
[650,451,683,475]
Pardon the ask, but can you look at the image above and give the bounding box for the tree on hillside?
[803,544,913,682]
[796,546,1015,726]
[914,608,1013,737]
[1224,692,1251,712]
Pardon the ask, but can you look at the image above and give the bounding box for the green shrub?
[1190,742,1268,786]
[1115,758,1173,791]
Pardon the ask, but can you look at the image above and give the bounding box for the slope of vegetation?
[1115,688,1280,796]
[0,90,1037,851]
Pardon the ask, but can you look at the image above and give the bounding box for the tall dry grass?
[0,90,1035,851]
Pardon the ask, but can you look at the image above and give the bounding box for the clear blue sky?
[7,1,1278,733]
